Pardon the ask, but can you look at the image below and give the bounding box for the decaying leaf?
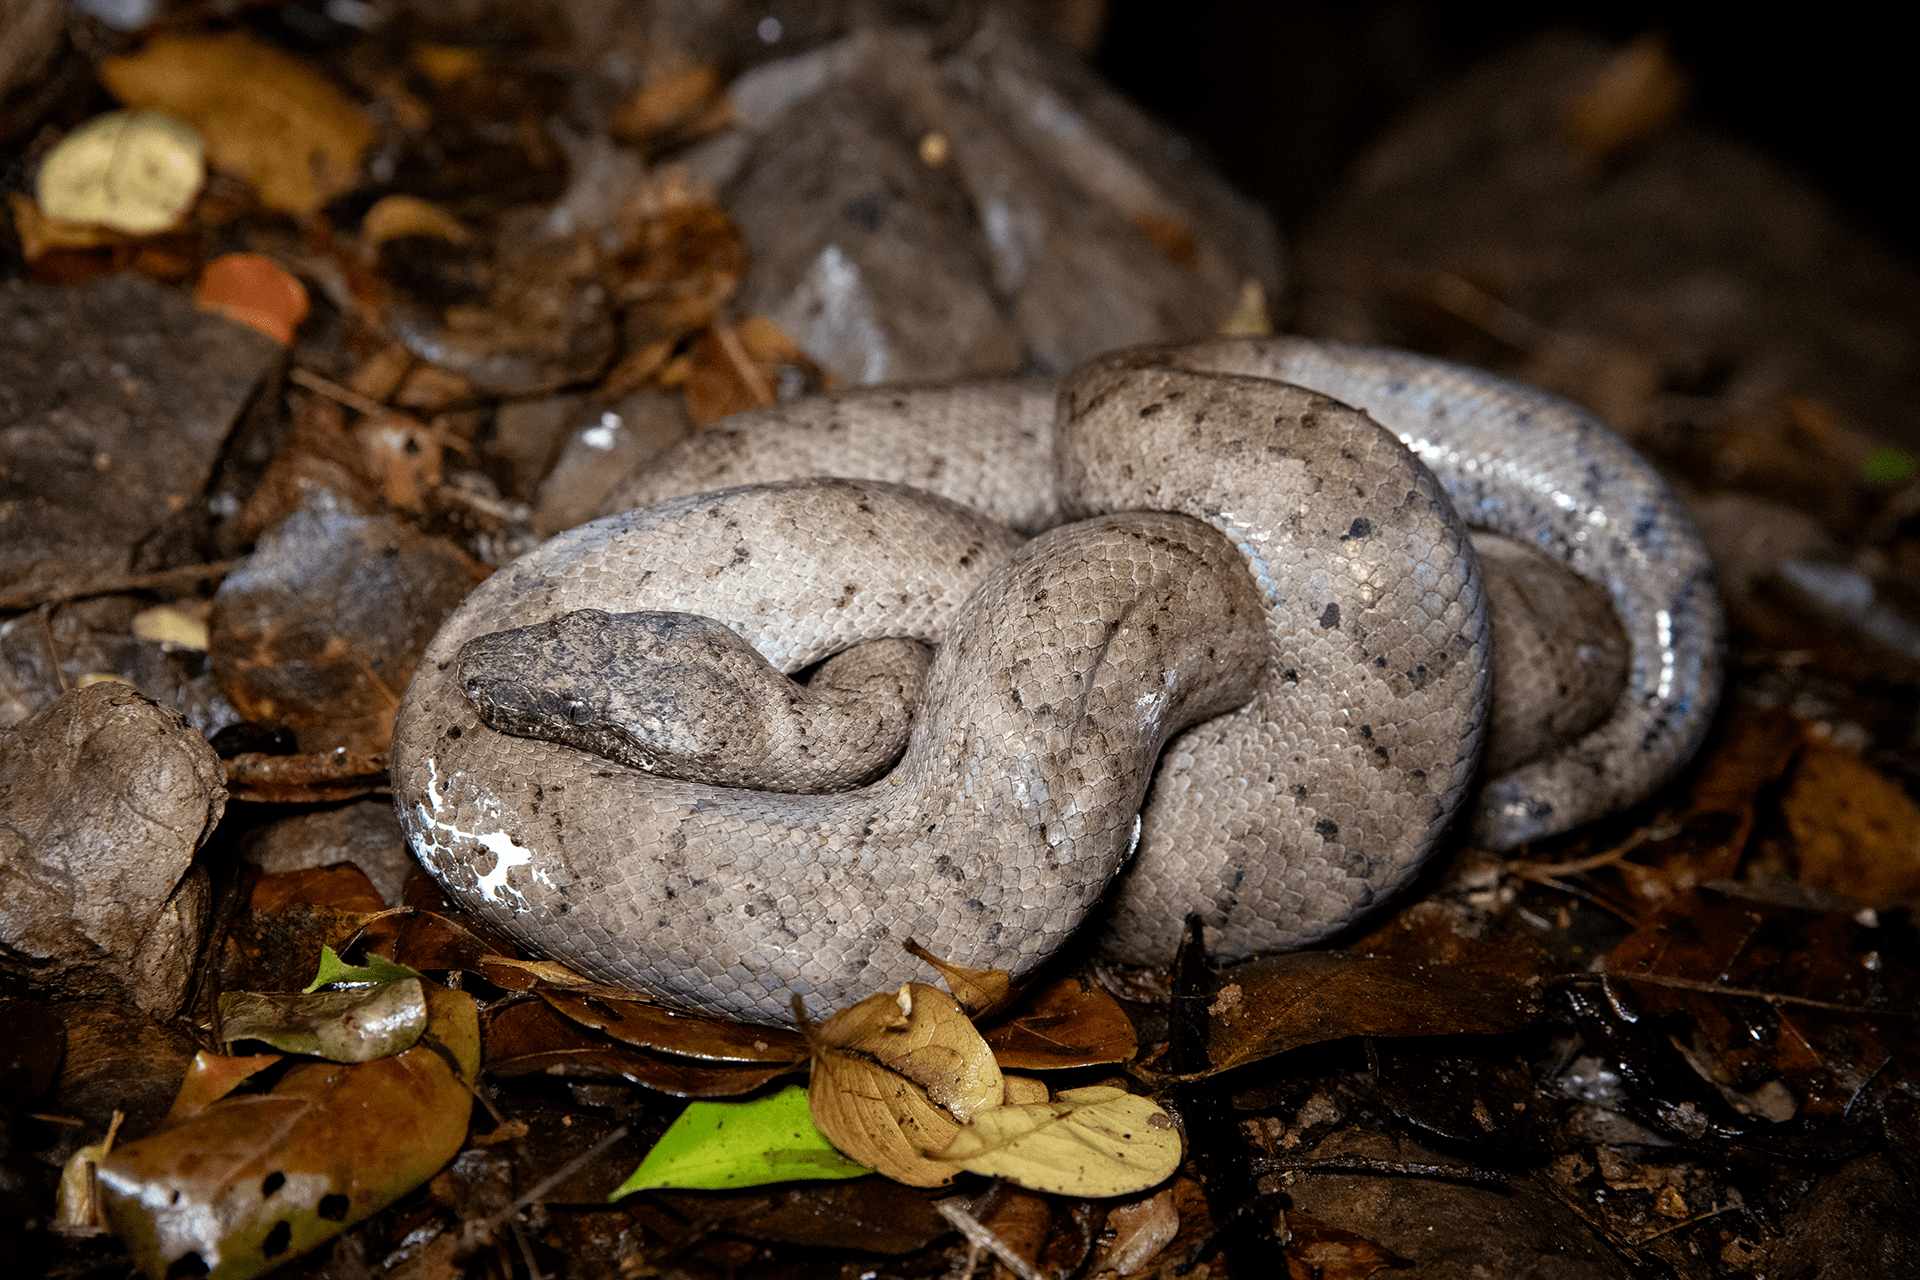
[1561,33,1689,168]
[162,1053,283,1127]
[360,194,471,249]
[54,1110,124,1235]
[99,983,478,1280]
[610,1084,871,1196]
[98,32,374,215]
[36,110,204,233]
[1780,736,1920,903]
[981,974,1137,1069]
[934,1086,1181,1197]
[1284,1211,1410,1280]
[817,983,1003,1123]
[219,979,427,1065]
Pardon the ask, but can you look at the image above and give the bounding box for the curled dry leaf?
[934,1086,1180,1197]
[36,110,204,234]
[807,1047,964,1188]
[360,194,470,249]
[609,1083,869,1196]
[99,983,478,1280]
[98,32,374,215]
[817,983,1003,1123]
[542,988,808,1065]
[483,998,794,1098]
[903,938,1013,1017]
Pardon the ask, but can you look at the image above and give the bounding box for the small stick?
[934,1195,1044,1280]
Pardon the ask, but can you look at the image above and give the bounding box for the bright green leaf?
[219,979,427,1062]
[610,1084,871,1196]
[303,944,420,992]
[936,1085,1181,1196]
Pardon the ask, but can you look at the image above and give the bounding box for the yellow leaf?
[36,110,204,233]
[361,194,470,249]
[807,1049,964,1187]
[818,983,1002,1123]
[98,33,374,215]
[935,1086,1181,1197]
[131,604,210,650]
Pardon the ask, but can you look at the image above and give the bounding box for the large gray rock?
[691,15,1280,384]
[0,682,226,1014]
[0,273,283,603]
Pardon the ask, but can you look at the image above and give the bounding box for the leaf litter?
[4,9,1920,1280]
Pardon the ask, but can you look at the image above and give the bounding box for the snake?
[392,338,1722,1026]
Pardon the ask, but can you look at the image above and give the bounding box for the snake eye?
[565,698,593,726]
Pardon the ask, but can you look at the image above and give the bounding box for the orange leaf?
[195,253,310,345]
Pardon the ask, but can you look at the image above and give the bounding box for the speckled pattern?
[394,340,1723,1024]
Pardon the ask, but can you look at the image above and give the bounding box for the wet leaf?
[981,975,1137,1070]
[98,33,374,215]
[36,110,204,234]
[483,997,793,1098]
[219,978,427,1062]
[935,1086,1180,1196]
[818,983,1002,1123]
[904,938,1013,1017]
[303,943,420,992]
[542,988,807,1064]
[611,1084,871,1196]
[195,253,309,346]
[99,983,478,1280]
[1609,886,1919,1117]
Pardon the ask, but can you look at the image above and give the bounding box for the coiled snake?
[392,339,1722,1025]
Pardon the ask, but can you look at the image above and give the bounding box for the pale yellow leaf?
[36,110,204,233]
[808,1049,963,1187]
[818,983,1002,1123]
[935,1085,1181,1197]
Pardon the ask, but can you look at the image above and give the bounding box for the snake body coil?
[393,339,1722,1025]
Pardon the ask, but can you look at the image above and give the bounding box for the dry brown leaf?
[1285,1211,1409,1280]
[98,32,374,215]
[981,974,1136,1069]
[541,988,807,1065]
[807,1048,963,1187]
[360,194,470,249]
[1562,33,1690,168]
[904,938,1013,1017]
[483,998,793,1098]
[611,65,730,147]
[818,983,1002,1123]
[1781,737,1920,903]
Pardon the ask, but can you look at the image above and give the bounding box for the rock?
[238,798,418,906]
[209,504,485,753]
[699,14,1280,384]
[0,683,225,1015]
[0,274,284,603]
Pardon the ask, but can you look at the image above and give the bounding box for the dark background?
[1098,3,1916,260]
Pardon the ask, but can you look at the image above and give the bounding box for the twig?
[471,1124,630,1245]
[1557,972,1918,1018]
[290,366,470,451]
[934,1195,1043,1280]
[1250,1155,1508,1186]
[0,559,244,614]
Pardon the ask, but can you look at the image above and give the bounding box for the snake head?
[456,608,775,781]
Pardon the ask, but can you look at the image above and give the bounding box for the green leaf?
[1863,447,1918,484]
[303,944,421,993]
[610,1084,872,1196]
[219,979,428,1062]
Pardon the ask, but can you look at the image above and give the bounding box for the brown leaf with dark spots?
[482,997,793,1098]
[981,975,1137,1070]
